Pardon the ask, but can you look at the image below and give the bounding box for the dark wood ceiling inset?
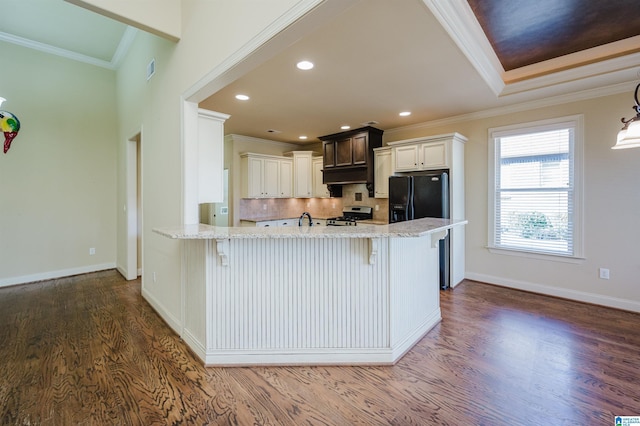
[467,0,640,71]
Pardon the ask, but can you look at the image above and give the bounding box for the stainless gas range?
[326,206,373,226]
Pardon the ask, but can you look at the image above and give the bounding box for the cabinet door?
[394,145,419,171]
[374,149,392,198]
[293,154,312,198]
[312,158,330,197]
[335,137,353,167]
[323,142,335,168]
[279,160,293,197]
[246,157,264,197]
[263,158,280,197]
[352,133,368,165]
[420,142,447,169]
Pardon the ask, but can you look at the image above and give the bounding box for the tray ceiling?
[3,0,640,144]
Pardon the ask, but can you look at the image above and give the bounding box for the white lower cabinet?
[241,218,325,227]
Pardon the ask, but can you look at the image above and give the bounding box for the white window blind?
[489,116,583,258]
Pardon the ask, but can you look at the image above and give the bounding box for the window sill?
[487,246,585,264]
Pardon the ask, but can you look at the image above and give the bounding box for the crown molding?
[386,82,631,135]
[110,26,138,69]
[0,26,136,70]
[421,0,505,96]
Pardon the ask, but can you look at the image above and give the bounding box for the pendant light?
[613,83,640,149]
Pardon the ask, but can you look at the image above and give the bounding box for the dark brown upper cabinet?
[319,126,383,195]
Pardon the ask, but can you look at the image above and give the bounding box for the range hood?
[319,126,383,197]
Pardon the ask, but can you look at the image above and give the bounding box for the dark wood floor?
[1,270,639,425]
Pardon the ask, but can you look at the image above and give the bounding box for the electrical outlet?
[375,205,379,211]
[89,247,96,255]
[153,272,157,283]
[599,268,610,280]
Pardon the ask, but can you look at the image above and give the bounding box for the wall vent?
[147,58,156,81]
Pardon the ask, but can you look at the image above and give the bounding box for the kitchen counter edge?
[153,217,467,240]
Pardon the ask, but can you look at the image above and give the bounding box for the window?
[488,115,583,258]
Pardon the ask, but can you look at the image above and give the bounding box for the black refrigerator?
[389,171,450,289]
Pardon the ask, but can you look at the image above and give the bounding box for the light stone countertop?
[154,217,467,240]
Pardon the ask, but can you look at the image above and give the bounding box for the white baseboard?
[465,272,640,313]
[0,263,116,288]
[141,287,182,335]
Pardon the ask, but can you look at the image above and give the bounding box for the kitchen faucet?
[298,212,313,226]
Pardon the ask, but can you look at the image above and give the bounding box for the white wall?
[0,41,118,286]
[386,91,640,312]
[113,0,309,332]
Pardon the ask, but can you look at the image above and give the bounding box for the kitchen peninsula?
[154,218,466,366]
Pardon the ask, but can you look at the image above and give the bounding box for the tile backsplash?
[340,184,389,222]
[239,197,343,221]
[239,183,389,222]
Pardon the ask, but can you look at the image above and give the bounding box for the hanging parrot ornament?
[0,110,20,153]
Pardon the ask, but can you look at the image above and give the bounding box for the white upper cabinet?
[240,153,293,198]
[263,158,281,197]
[279,159,293,197]
[286,151,313,198]
[312,157,330,198]
[393,141,447,172]
[393,144,420,171]
[373,147,392,198]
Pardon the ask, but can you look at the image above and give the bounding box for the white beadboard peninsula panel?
[206,238,390,351]
[169,224,460,366]
[388,236,440,348]
[182,240,207,360]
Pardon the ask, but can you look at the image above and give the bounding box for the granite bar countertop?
[154,217,467,240]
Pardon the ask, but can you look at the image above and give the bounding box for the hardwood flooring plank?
[1,271,639,425]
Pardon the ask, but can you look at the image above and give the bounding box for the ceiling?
[3,0,640,143]
[0,0,134,69]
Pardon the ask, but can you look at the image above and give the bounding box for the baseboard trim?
[141,287,182,335]
[465,272,640,313]
[0,263,116,288]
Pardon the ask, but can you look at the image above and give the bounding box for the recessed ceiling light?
[341,125,351,130]
[296,60,314,70]
[235,94,250,101]
[399,111,411,116]
[299,135,308,140]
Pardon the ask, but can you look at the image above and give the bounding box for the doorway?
[126,132,142,280]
